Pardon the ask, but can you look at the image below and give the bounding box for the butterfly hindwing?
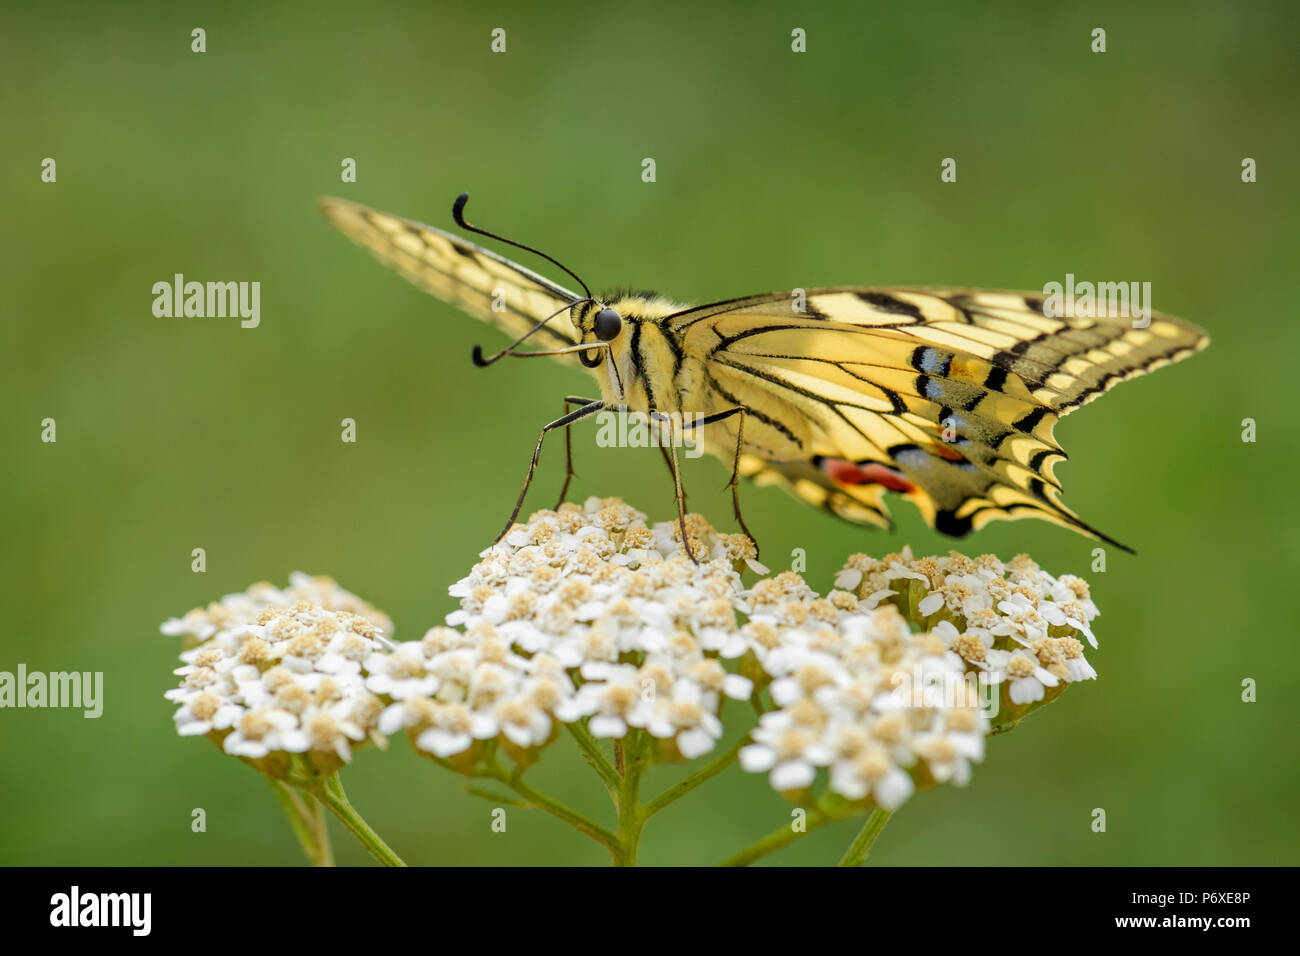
[737,455,894,530]
[669,287,1207,549]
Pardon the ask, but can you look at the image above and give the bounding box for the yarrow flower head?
[407,498,764,764]
[161,500,1101,828]
[368,623,573,768]
[736,548,1099,808]
[163,576,395,778]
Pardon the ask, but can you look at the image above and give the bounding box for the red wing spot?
[931,441,965,462]
[859,463,918,493]
[823,458,868,484]
[821,458,917,494]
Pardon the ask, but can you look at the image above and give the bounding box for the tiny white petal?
[917,592,945,616]
[739,744,776,773]
[770,760,815,791]
[833,568,863,591]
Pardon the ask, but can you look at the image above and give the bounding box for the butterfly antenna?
[471,298,594,367]
[453,193,592,300]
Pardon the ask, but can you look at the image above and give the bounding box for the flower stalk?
[315,773,406,867]
[838,807,892,866]
[481,758,620,852]
[267,777,333,866]
[718,805,839,867]
[611,733,649,866]
[642,736,745,818]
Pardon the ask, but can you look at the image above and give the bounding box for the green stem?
[717,807,834,867]
[487,762,620,851]
[611,734,648,866]
[642,737,745,818]
[565,721,621,802]
[837,808,892,866]
[316,773,407,867]
[267,777,333,866]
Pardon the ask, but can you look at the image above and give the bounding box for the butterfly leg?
[555,395,602,509]
[656,445,686,506]
[723,412,759,557]
[649,412,698,565]
[685,406,760,557]
[655,442,698,563]
[494,400,606,545]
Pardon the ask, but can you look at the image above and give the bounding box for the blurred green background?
[2,0,1297,866]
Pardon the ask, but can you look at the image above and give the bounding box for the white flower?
[415,703,491,758]
[996,593,1050,641]
[428,498,758,759]
[742,707,835,791]
[162,594,390,770]
[828,751,915,809]
[164,500,1102,814]
[991,649,1060,704]
[736,543,1099,808]
[1039,600,1099,649]
[171,691,243,736]
[914,722,985,785]
[223,708,305,758]
[365,642,441,700]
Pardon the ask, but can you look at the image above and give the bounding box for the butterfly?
[321,194,1208,560]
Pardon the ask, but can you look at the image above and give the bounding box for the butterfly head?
[574,302,624,367]
[571,301,628,402]
[573,291,682,372]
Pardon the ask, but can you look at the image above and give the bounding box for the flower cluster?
[736,549,1099,807]
[736,577,982,809]
[367,624,572,764]
[835,548,1099,706]
[397,499,762,762]
[164,577,394,775]
[161,500,1101,814]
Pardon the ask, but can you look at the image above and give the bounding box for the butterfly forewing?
[319,197,581,358]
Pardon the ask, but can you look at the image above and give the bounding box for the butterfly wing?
[669,288,1208,549]
[320,197,582,358]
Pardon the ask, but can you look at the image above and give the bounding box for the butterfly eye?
[593,308,622,341]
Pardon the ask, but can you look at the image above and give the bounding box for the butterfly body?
[321,196,1208,552]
